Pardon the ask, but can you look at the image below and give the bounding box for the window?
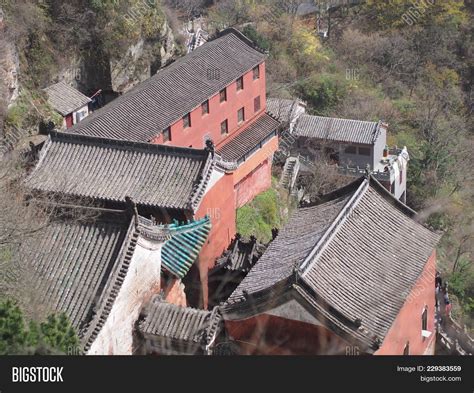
[345,145,357,154]
[201,100,209,115]
[422,306,428,331]
[236,76,244,91]
[219,88,227,103]
[400,169,403,185]
[254,96,261,112]
[220,119,228,135]
[358,146,371,156]
[253,65,260,80]
[75,110,87,123]
[237,107,245,124]
[183,113,191,128]
[163,127,171,142]
[403,342,410,355]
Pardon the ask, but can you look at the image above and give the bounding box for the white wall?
[289,103,306,133]
[87,236,162,355]
[73,105,89,125]
[390,149,409,201]
[372,126,387,169]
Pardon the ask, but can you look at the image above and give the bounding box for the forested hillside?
[0,0,472,332]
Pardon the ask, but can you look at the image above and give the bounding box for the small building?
[19,203,211,355]
[137,297,224,355]
[293,114,409,202]
[44,81,91,129]
[223,176,441,355]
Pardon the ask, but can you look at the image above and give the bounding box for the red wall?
[235,159,271,208]
[375,250,437,355]
[194,172,236,307]
[225,314,349,355]
[232,135,278,207]
[151,63,267,148]
[148,60,273,308]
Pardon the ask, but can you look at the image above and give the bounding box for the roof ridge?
[302,113,379,125]
[52,131,208,158]
[299,178,369,272]
[368,175,417,217]
[138,216,211,242]
[169,216,211,233]
[213,27,268,55]
[299,176,365,208]
[154,300,212,315]
[188,152,215,211]
[81,216,139,350]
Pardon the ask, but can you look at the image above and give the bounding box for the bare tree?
[298,158,350,200]
[164,0,206,21]
[0,151,99,320]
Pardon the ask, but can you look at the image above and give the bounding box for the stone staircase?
[280,156,300,191]
[187,28,208,53]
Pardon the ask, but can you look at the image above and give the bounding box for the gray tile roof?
[225,189,352,304]
[67,29,266,142]
[139,297,223,354]
[44,81,91,116]
[266,97,303,124]
[21,206,216,351]
[26,132,214,212]
[224,176,441,351]
[20,207,139,351]
[216,114,280,162]
[294,114,383,145]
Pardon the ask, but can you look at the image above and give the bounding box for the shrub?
[0,299,81,355]
[236,188,281,243]
[242,25,270,51]
[296,73,348,115]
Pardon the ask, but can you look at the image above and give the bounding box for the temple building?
[25,131,226,307]
[51,28,282,305]
[222,176,440,355]
[282,113,410,202]
[19,203,211,355]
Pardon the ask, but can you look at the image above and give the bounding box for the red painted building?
[66,29,281,307]
[44,81,91,129]
[222,176,441,355]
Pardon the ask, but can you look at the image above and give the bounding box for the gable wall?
[375,250,436,355]
[87,237,162,355]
